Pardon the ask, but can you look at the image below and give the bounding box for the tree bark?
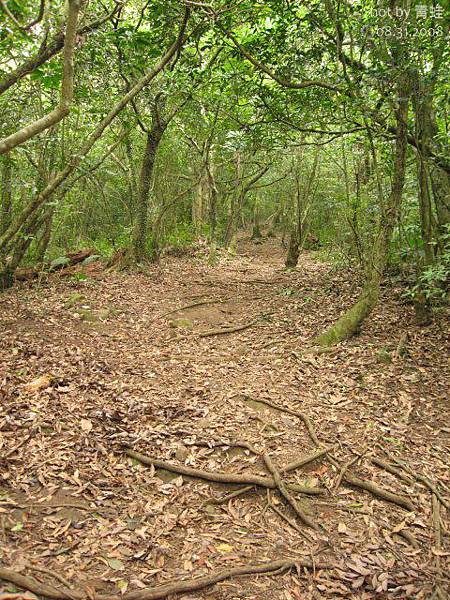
[1,154,12,235]
[285,229,300,267]
[131,125,164,263]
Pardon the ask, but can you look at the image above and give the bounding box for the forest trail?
[0,237,449,599]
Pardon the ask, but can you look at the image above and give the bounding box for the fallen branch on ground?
[125,449,323,495]
[199,319,258,337]
[263,453,319,530]
[0,559,333,600]
[15,248,96,281]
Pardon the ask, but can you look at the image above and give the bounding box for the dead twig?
[263,453,319,530]
[4,435,33,459]
[125,449,323,495]
[206,485,254,505]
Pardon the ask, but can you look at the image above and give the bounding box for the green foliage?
[404,225,450,304]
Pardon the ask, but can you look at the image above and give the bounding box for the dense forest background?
[0,0,448,341]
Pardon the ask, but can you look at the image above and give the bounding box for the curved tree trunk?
[313,76,410,346]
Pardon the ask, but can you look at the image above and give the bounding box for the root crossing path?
[0,237,448,599]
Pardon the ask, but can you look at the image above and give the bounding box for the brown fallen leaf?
[338,522,348,534]
[23,375,52,393]
[80,418,93,433]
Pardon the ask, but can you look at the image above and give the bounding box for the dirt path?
[0,237,449,599]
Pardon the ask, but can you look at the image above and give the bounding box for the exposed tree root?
[241,397,414,510]
[371,457,413,485]
[380,450,449,510]
[338,472,414,511]
[431,493,446,599]
[0,559,334,600]
[395,528,419,548]
[265,491,314,542]
[125,449,323,495]
[263,453,319,530]
[282,447,332,473]
[199,319,258,337]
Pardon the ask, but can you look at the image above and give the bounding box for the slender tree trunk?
[208,165,218,242]
[35,206,55,264]
[285,229,300,267]
[430,165,450,239]
[313,75,410,346]
[1,154,12,235]
[131,127,163,263]
[251,200,263,241]
[412,81,439,324]
[192,169,208,234]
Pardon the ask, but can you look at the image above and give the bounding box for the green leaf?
[108,558,125,571]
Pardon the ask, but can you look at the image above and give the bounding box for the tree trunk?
[251,201,263,241]
[35,206,55,264]
[313,76,410,346]
[413,87,434,324]
[285,229,300,267]
[1,154,12,235]
[131,127,163,263]
[430,165,450,239]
